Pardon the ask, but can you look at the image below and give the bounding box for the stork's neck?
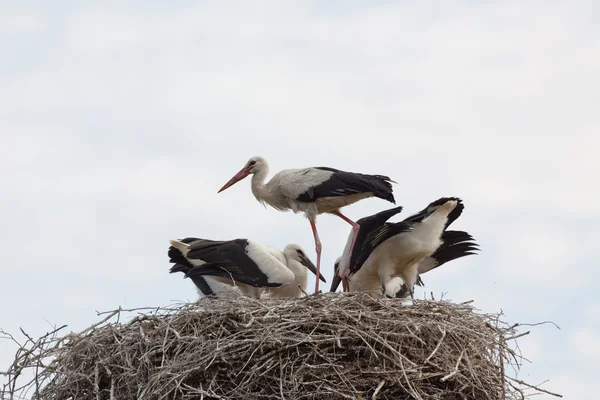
[250,167,270,202]
[285,258,307,290]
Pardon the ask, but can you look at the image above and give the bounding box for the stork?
[217,156,396,293]
[168,237,325,299]
[329,197,478,298]
[331,230,479,298]
[262,245,327,299]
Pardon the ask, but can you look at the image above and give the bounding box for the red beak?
[218,168,251,193]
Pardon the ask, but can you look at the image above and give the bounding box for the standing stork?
[330,197,478,298]
[168,237,325,299]
[217,156,396,293]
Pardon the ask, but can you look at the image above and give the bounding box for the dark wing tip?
[169,263,191,275]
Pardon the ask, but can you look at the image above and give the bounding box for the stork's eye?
[296,249,304,256]
[249,160,257,166]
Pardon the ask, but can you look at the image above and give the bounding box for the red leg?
[310,219,322,294]
[333,211,360,292]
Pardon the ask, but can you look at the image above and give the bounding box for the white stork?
[217,156,396,293]
[331,230,479,298]
[330,197,479,298]
[262,245,326,299]
[168,237,325,299]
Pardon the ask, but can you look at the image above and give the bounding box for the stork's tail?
[368,174,396,204]
[169,239,190,253]
[168,242,189,264]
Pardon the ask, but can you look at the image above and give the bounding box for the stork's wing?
[401,197,464,229]
[418,230,479,274]
[346,206,406,272]
[169,262,222,298]
[183,238,292,287]
[284,167,395,203]
[331,206,409,293]
[330,206,411,292]
[395,230,479,298]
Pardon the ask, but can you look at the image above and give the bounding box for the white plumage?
[262,244,326,299]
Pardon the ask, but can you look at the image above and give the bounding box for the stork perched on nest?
[330,197,479,298]
[168,237,325,299]
[217,156,396,293]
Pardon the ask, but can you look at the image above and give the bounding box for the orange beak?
[218,168,251,193]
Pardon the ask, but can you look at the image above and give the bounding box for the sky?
[0,1,598,398]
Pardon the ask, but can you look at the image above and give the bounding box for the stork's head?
[283,244,326,283]
[218,156,268,193]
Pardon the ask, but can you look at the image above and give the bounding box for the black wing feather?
[429,230,480,268]
[401,197,464,229]
[348,206,407,274]
[169,263,217,298]
[395,230,479,298]
[181,238,282,287]
[296,167,395,204]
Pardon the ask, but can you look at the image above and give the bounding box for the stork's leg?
[333,211,360,292]
[309,220,322,294]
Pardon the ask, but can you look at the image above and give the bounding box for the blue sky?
[1,1,598,398]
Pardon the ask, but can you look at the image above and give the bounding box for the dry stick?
[440,349,465,382]
[371,380,385,400]
[507,377,563,398]
[110,378,115,400]
[504,331,530,341]
[425,327,447,363]
[94,363,100,400]
[77,309,121,337]
[500,334,507,400]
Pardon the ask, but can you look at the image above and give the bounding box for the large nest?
[1,293,560,400]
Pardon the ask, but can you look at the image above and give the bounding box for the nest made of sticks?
[1,293,561,400]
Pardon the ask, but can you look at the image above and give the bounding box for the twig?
[371,380,385,399]
[440,349,465,382]
[425,327,446,363]
[507,377,563,397]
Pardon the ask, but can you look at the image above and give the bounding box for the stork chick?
[168,237,324,299]
[262,244,326,299]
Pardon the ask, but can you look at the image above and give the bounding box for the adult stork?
[329,197,478,298]
[331,230,479,298]
[168,237,325,299]
[217,156,396,293]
